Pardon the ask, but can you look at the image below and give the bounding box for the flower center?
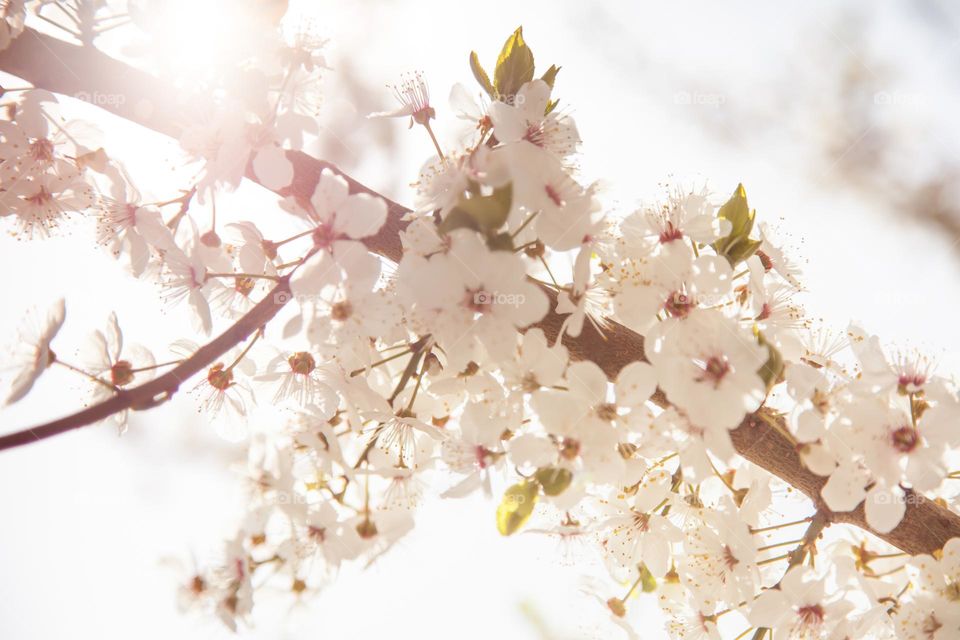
[312,221,337,250]
[697,355,731,388]
[559,437,581,460]
[465,288,493,313]
[29,138,55,164]
[524,123,545,147]
[665,291,695,318]
[356,517,378,539]
[897,373,926,394]
[475,445,494,469]
[521,372,540,393]
[234,276,254,298]
[110,360,135,386]
[25,185,53,207]
[596,403,618,421]
[189,575,206,596]
[330,300,353,321]
[207,363,234,391]
[123,203,138,226]
[631,512,651,533]
[722,545,739,570]
[658,220,684,243]
[796,604,825,627]
[890,425,919,453]
[288,351,316,375]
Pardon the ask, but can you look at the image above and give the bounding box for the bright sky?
[2,1,960,639]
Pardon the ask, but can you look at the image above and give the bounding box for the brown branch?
[2,29,959,555]
[0,277,291,450]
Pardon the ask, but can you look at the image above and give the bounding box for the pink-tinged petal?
[311,169,350,221]
[332,240,380,290]
[134,207,174,250]
[290,250,338,296]
[105,311,123,362]
[188,289,212,335]
[252,145,293,191]
[335,192,387,240]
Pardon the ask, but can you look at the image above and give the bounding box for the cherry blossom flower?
[682,505,759,611]
[1,168,94,238]
[368,72,436,127]
[93,167,173,276]
[622,189,731,249]
[288,168,387,296]
[501,144,602,251]
[161,233,214,334]
[646,308,768,431]
[255,351,339,408]
[599,482,683,577]
[748,566,854,639]
[489,79,580,160]
[412,152,473,218]
[898,537,960,639]
[2,298,64,405]
[78,312,156,433]
[0,0,27,52]
[397,229,548,365]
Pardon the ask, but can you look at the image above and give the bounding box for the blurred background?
[2,0,960,638]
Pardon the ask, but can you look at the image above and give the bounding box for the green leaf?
[487,231,516,252]
[756,330,785,392]
[443,184,513,234]
[437,207,481,235]
[713,183,761,266]
[494,27,535,100]
[496,480,539,536]
[470,51,495,98]
[534,467,573,496]
[540,64,561,88]
[639,564,657,593]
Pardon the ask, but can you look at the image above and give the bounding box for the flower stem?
[422,121,445,161]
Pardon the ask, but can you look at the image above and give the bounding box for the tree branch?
[2,28,959,554]
[0,277,291,450]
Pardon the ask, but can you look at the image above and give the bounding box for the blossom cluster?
[2,18,959,640]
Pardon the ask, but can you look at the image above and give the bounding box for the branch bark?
[0,277,291,449]
[2,29,959,555]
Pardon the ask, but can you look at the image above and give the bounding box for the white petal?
[252,145,293,191]
[820,462,868,512]
[615,361,657,407]
[864,484,906,534]
[335,192,387,240]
